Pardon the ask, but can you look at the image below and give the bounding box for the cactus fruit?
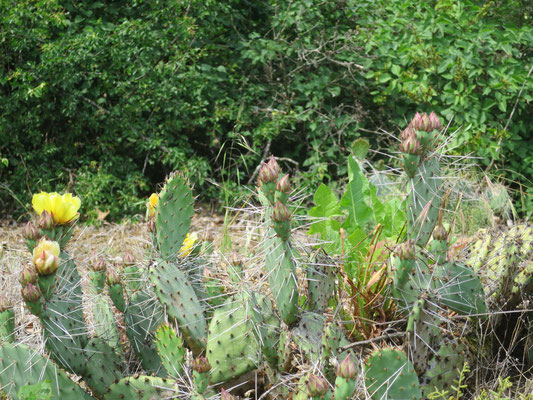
[307,374,333,400]
[0,342,92,400]
[364,348,422,400]
[154,173,194,261]
[155,323,185,378]
[107,269,126,313]
[192,356,211,394]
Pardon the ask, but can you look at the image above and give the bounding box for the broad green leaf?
[308,184,342,242]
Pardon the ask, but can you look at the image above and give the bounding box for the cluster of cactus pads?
[0,112,529,399]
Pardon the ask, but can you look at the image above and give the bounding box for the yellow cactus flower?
[32,192,81,225]
[179,232,198,257]
[147,193,159,217]
[32,239,60,275]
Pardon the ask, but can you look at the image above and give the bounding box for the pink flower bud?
[38,210,54,230]
[307,374,329,396]
[276,174,291,193]
[106,269,121,286]
[90,257,106,272]
[337,354,357,379]
[267,155,281,176]
[409,112,422,130]
[420,113,431,132]
[192,356,211,373]
[271,202,291,222]
[400,134,421,155]
[433,224,448,241]
[19,263,39,286]
[400,126,416,141]
[397,240,415,260]
[21,283,42,302]
[24,221,40,241]
[221,389,237,400]
[123,252,135,265]
[258,162,278,185]
[429,112,442,131]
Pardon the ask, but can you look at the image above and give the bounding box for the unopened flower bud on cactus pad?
[106,269,121,286]
[123,251,135,265]
[429,111,442,131]
[90,257,106,272]
[19,263,39,286]
[397,240,416,260]
[221,388,238,400]
[337,354,357,379]
[21,283,42,303]
[400,126,416,141]
[38,210,54,231]
[272,202,291,222]
[258,162,278,185]
[192,356,211,373]
[400,134,421,155]
[32,239,60,275]
[433,224,448,241]
[307,374,329,397]
[24,221,40,241]
[267,155,281,176]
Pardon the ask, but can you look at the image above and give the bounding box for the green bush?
[1,0,531,220]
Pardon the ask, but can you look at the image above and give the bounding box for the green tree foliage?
[1,0,531,219]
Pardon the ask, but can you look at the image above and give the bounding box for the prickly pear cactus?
[465,223,533,309]
[104,375,179,400]
[365,348,422,400]
[154,173,195,261]
[150,259,207,354]
[0,342,93,400]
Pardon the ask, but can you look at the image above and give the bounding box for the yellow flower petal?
[32,192,51,215]
[179,232,198,257]
[32,239,60,264]
[147,193,159,218]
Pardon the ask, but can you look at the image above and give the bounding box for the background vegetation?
[1,0,532,220]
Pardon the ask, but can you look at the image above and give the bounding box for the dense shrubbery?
[1,0,531,220]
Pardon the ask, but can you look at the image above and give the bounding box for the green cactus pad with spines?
[433,261,487,317]
[150,259,207,353]
[155,323,185,378]
[391,256,432,313]
[365,348,422,400]
[466,224,532,309]
[206,294,261,383]
[307,251,335,313]
[420,336,466,396]
[406,157,443,247]
[123,264,143,293]
[104,376,178,400]
[248,292,280,368]
[334,376,356,400]
[154,173,194,261]
[0,309,15,343]
[0,342,92,400]
[124,291,165,374]
[263,232,299,325]
[108,281,126,313]
[88,269,106,294]
[40,253,88,375]
[406,298,441,375]
[293,312,327,364]
[91,295,122,357]
[430,239,447,264]
[83,338,124,396]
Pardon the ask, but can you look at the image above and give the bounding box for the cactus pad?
[154,174,194,261]
[365,348,421,400]
[104,376,178,400]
